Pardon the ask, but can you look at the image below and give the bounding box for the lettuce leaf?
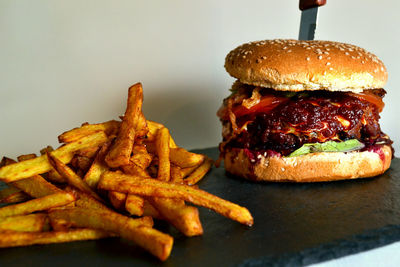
[287,139,365,158]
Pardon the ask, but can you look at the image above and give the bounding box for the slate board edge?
[236,224,400,267]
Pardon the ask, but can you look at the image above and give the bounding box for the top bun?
[225,39,387,92]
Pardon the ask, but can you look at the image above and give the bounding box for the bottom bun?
[223,146,392,182]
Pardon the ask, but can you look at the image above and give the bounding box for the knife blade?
[298,0,327,40]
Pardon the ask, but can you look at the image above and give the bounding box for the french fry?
[76,146,100,159]
[0,186,21,200]
[45,169,66,184]
[17,154,37,162]
[99,171,254,226]
[48,207,172,261]
[105,83,143,168]
[83,142,111,189]
[0,131,108,183]
[0,192,75,217]
[58,120,120,143]
[169,148,205,168]
[143,200,162,219]
[0,157,16,167]
[11,175,62,198]
[108,191,127,211]
[4,155,63,198]
[156,127,171,182]
[0,191,31,204]
[135,113,149,140]
[0,214,49,232]
[146,121,177,148]
[146,145,204,169]
[125,194,144,216]
[40,146,54,155]
[66,188,153,228]
[170,165,184,183]
[0,229,114,248]
[150,198,203,237]
[70,155,92,173]
[130,144,153,170]
[183,157,213,185]
[46,152,102,202]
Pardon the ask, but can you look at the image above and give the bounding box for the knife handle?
[299,0,326,11]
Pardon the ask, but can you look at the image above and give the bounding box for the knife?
[298,0,327,40]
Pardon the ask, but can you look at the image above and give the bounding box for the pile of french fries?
[0,83,253,261]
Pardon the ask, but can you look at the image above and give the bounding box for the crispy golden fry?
[130,144,153,170]
[58,120,120,143]
[143,200,162,219]
[65,188,153,228]
[46,152,102,202]
[0,132,108,183]
[0,192,75,217]
[99,171,254,226]
[17,154,37,162]
[108,191,127,211]
[50,217,72,231]
[66,187,110,211]
[105,83,143,168]
[48,208,171,261]
[11,175,62,198]
[135,113,149,140]
[156,127,171,182]
[45,169,66,184]
[0,157,16,167]
[0,214,49,232]
[150,198,203,237]
[122,164,150,178]
[70,155,92,173]
[39,146,54,155]
[7,155,63,198]
[183,157,213,185]
[146,121,177,148]
[169,148,205,168]
[83,142,111,189]
[0,186,21,199]
[0,191,31,204]
[76,146,100,159]
[170,165,184,183]
[125,194,144,216]
[0,228,114,248]
[146,145,204,169]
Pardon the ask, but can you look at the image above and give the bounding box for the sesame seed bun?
[225,39,387,92]
[223,146,392,182]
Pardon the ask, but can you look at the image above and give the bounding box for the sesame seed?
[306,57,310,61]
[345,52,350,55]
[242,55,246,59]
[318,55,323,60]
[281,167,285,172]
[287,50,292,53]
[262,56,267,60]
[329,67,333,70]
[326,62,331,66]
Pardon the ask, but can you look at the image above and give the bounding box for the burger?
[217,39,393,182]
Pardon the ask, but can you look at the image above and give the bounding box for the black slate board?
[0,147,399,267]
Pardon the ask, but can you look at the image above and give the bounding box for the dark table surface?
[0,147,399,267]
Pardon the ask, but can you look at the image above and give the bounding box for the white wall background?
[1,0,399,158]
